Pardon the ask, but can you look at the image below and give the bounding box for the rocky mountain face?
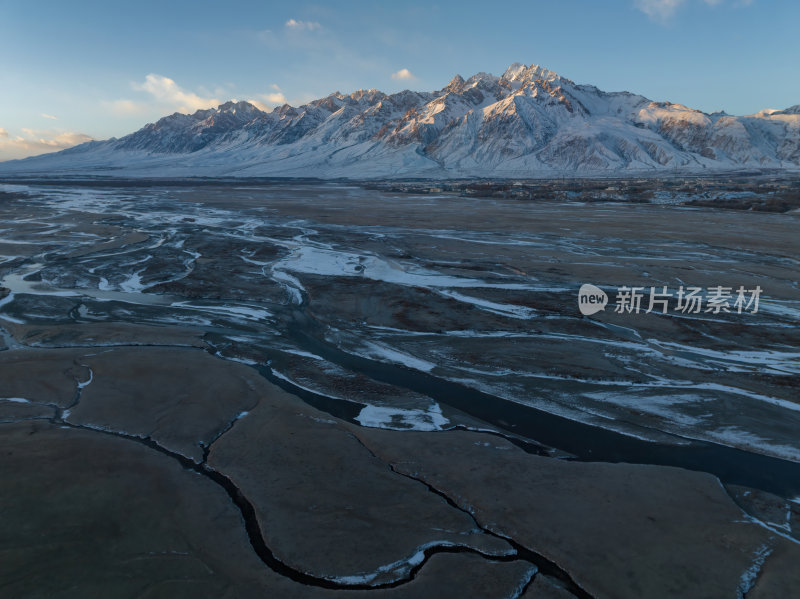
[4,63,799,178]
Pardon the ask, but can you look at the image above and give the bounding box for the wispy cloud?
[285,18,321,31]
[635,0,753,22]
[634,0,687,22]
[41,113,58,120]
[0,128,93,160]
[255,21,384,84]
[391,68,416,81]
[107,98,149,116]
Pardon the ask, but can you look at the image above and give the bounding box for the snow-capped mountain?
[3,63,799,178]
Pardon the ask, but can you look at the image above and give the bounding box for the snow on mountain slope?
[2,63,798,178]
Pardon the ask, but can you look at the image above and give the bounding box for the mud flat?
[0,180,798,597]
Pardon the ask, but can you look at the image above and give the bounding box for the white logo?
[577,284,761,316]
[578,284,608,316]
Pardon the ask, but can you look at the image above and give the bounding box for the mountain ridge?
[3,63,799,178]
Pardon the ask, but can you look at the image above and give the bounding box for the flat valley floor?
[1,181,799,598]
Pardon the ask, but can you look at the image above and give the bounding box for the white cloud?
[247,100,270,112]
[132,74,221,113]
[634,0,686,21]
[107,98,149,116]
[0,128,93,160]
[108,75,295,119]
[41,113,58,120]
[391,68,416,81]
[247,91,289,112]
[285,19,321,31]
[263,92,288,104]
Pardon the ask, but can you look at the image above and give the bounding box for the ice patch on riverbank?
[437,289,537,319]
[356,340,437,372]
[356,402,448,431]
[277,244,532,290]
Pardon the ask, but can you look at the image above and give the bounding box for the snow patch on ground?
[0,290,24,323]
[77,367,94,389]
[270,268,305,304]
[281,348,326,361]
[437,289,537,319]
[736,543,772,599]
[328,538,511,585]
[648,340,800,376]
[277,244,533,291]
[355,340,437,372]
[356,402,449,431]
[506,566,539,599]
[118,269,146,292]
[270,370,350,401]
[171,301,272,322]
[740,514,800,547]
[707,427,800,463]
[582,391,713,427]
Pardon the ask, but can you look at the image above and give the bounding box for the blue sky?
[1,0,798,160]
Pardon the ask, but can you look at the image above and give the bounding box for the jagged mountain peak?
[501,62,527,80]
[3,62,799,178]
[348,88,386,103]
[443,74,465,94]
[217,100,264,115]
[465,71,499,86]
[501,63,561,84]
[150,100,264,129]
